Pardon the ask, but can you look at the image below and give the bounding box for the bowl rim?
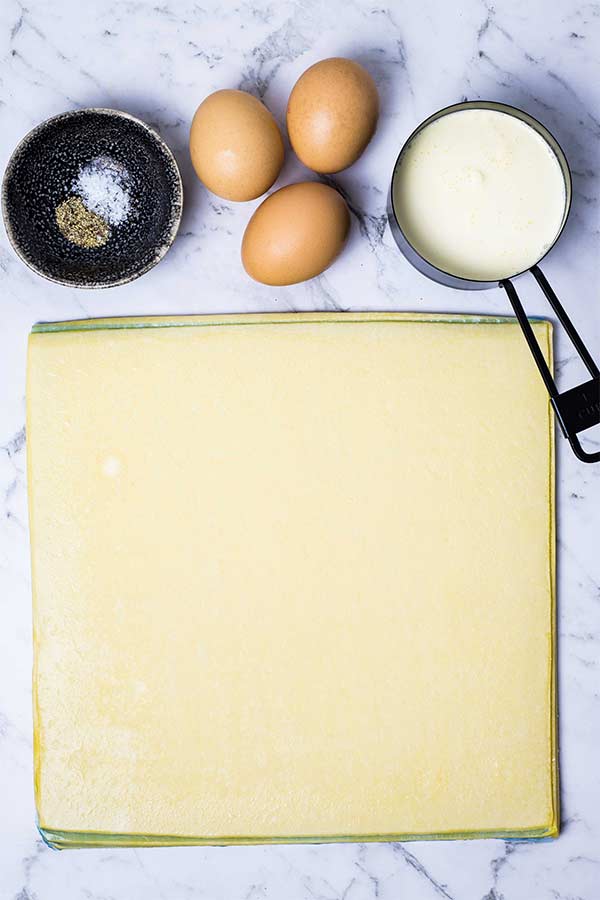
[1,107,184,289]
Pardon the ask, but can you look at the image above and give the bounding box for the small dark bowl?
[2,108,183,288]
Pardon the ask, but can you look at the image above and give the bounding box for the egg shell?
[286,58,379,174]
[190,90,284,201]
[241,181,350,286]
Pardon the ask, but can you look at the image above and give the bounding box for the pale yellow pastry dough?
[27,313,557,848]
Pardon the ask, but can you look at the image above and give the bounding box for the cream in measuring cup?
[388,101,600,464]
[392,107,567,282]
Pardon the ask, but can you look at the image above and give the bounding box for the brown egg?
[242,182,350,286]
[190,90,284,201]
[286,58,379,174]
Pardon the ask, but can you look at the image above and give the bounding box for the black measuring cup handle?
[501,265,600,463]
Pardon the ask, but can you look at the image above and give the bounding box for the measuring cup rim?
[389,99,573,286]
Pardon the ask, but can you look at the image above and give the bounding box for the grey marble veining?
[1,0,599,898]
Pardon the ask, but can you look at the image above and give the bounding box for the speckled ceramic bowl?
[2,108,183,288]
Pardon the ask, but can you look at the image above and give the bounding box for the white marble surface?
[1,0,599,897]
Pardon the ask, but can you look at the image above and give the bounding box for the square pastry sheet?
[27,313,557,847]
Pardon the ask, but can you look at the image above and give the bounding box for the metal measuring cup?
[388,100,600,464]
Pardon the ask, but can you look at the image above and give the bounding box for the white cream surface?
[393,109,567,281]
